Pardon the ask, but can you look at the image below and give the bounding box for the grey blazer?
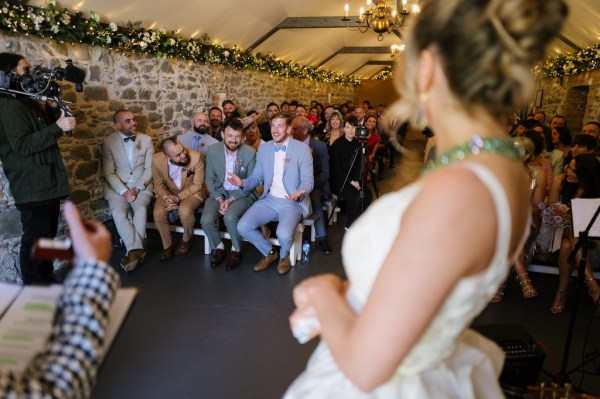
[205,142,257,201]
[102,131,154,199]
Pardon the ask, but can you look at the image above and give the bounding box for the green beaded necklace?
[427,134,523,171]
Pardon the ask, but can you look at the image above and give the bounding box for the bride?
[285,0,567,397]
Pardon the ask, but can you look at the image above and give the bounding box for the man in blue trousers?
[228,113,313,275]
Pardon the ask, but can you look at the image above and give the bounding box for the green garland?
[534,43,600,78]
[372,69,392,80]
[0,1,362,86]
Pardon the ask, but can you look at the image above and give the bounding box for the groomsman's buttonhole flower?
[284,155,291,164]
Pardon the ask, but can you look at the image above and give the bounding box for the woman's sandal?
[550,290,568,314]
[585,277,600,317]
[490,281,507,303]
[517,273,538,299]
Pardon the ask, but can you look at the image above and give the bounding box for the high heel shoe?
[585,277,600,317]
[517,272,537,299]
[550,290,568,314]
[490,281,507,303]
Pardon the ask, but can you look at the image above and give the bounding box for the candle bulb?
[367,0,371,6]
[402,0,407,11]
[344,3,349,17]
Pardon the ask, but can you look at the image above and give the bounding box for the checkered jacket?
[0,260,120,398]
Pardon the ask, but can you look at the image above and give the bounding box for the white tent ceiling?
[32,0,600,79]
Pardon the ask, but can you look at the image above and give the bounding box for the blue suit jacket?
[242,138,314,217]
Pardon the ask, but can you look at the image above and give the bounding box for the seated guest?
[151,137,207,261]
[178,110,219,157]
[582,121,599,139]
[258,102,279,142]
[323,110,344,149]
[291,116,332,254]
[570,133,597,158]
[0,201,119,398]
[201,118,257,269]
[552,126,572,162]
[533,123,563,175]
[330,115,372,229]
[222,99,240,119]
[228,113,314,275]
[244,117,265,151]
[208,106,223,141]
[102,109,154,272]
[548,154,600,314]
[523,129,553,193]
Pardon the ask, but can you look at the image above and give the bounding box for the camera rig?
[0,59,85,136]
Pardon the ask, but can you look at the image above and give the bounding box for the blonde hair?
[388,0,567,125]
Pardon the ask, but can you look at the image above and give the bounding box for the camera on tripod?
[0,59,85,99]
[356,126,369,141]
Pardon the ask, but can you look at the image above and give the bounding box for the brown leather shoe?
[211,248,225,267]
[174,239,191,255]
[160,246,174,262]
[253,249,279,272]
[277,255,291,275]
[226,250,241,270]
[122,249,146,272]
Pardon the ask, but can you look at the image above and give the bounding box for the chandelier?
[342,0,420,41]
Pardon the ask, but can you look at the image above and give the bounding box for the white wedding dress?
[284,163,528,398]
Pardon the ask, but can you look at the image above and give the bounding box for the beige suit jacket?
[151,149,207,202]
[102,132,154,199]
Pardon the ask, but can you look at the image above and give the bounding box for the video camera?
[356,125,369,141]
[0,59,86,136]
[0,59,85,98]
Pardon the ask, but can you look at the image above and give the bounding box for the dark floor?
[90,137,600,399]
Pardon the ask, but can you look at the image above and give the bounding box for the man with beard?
[103,109,154,271]
[229,113,313,275]
[222,99,241,119]
[258,102,279,142]
[201,118,257,269]
[178,111,219,157]
[151,137,207,261]
[208,106,224,141]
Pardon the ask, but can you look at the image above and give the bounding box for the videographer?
[329,115,372,230]
[0,52,75,285]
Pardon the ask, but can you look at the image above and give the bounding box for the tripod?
[558,202,600,385]
[327,137,380,226]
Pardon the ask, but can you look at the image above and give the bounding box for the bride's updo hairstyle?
[391,0,567,124]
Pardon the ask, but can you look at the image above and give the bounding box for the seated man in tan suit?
[152,136,207,261]
[103,109,154,272]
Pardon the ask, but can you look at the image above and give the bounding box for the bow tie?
[123,136,136,143]
[274,144,286,152]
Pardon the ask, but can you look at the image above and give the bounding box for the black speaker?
[473,324,546,388]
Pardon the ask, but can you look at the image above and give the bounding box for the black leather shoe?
[211,248,225,267]
[318,238,332,254]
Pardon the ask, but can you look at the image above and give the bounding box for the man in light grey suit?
[178,111,219,158]
[229,113,313,275]
[201,118,257,270]
[102,109,154,271]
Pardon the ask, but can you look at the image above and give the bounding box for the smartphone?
[31,238,73,260]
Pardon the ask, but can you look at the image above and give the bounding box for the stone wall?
[0,31,357,282]
[535,69,600,133]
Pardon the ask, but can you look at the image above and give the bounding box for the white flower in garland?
[46,0,56,6]
[61,14,70,24]
[89,11,100,22]
[109,22,117,32]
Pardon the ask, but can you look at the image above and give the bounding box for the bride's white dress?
[284,163,527,398]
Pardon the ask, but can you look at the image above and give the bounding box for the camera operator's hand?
[63,201,112,263]
[350,180,361,191]
[56,109,76,132]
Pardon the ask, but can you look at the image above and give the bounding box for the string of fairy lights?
[0,1,362,86]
